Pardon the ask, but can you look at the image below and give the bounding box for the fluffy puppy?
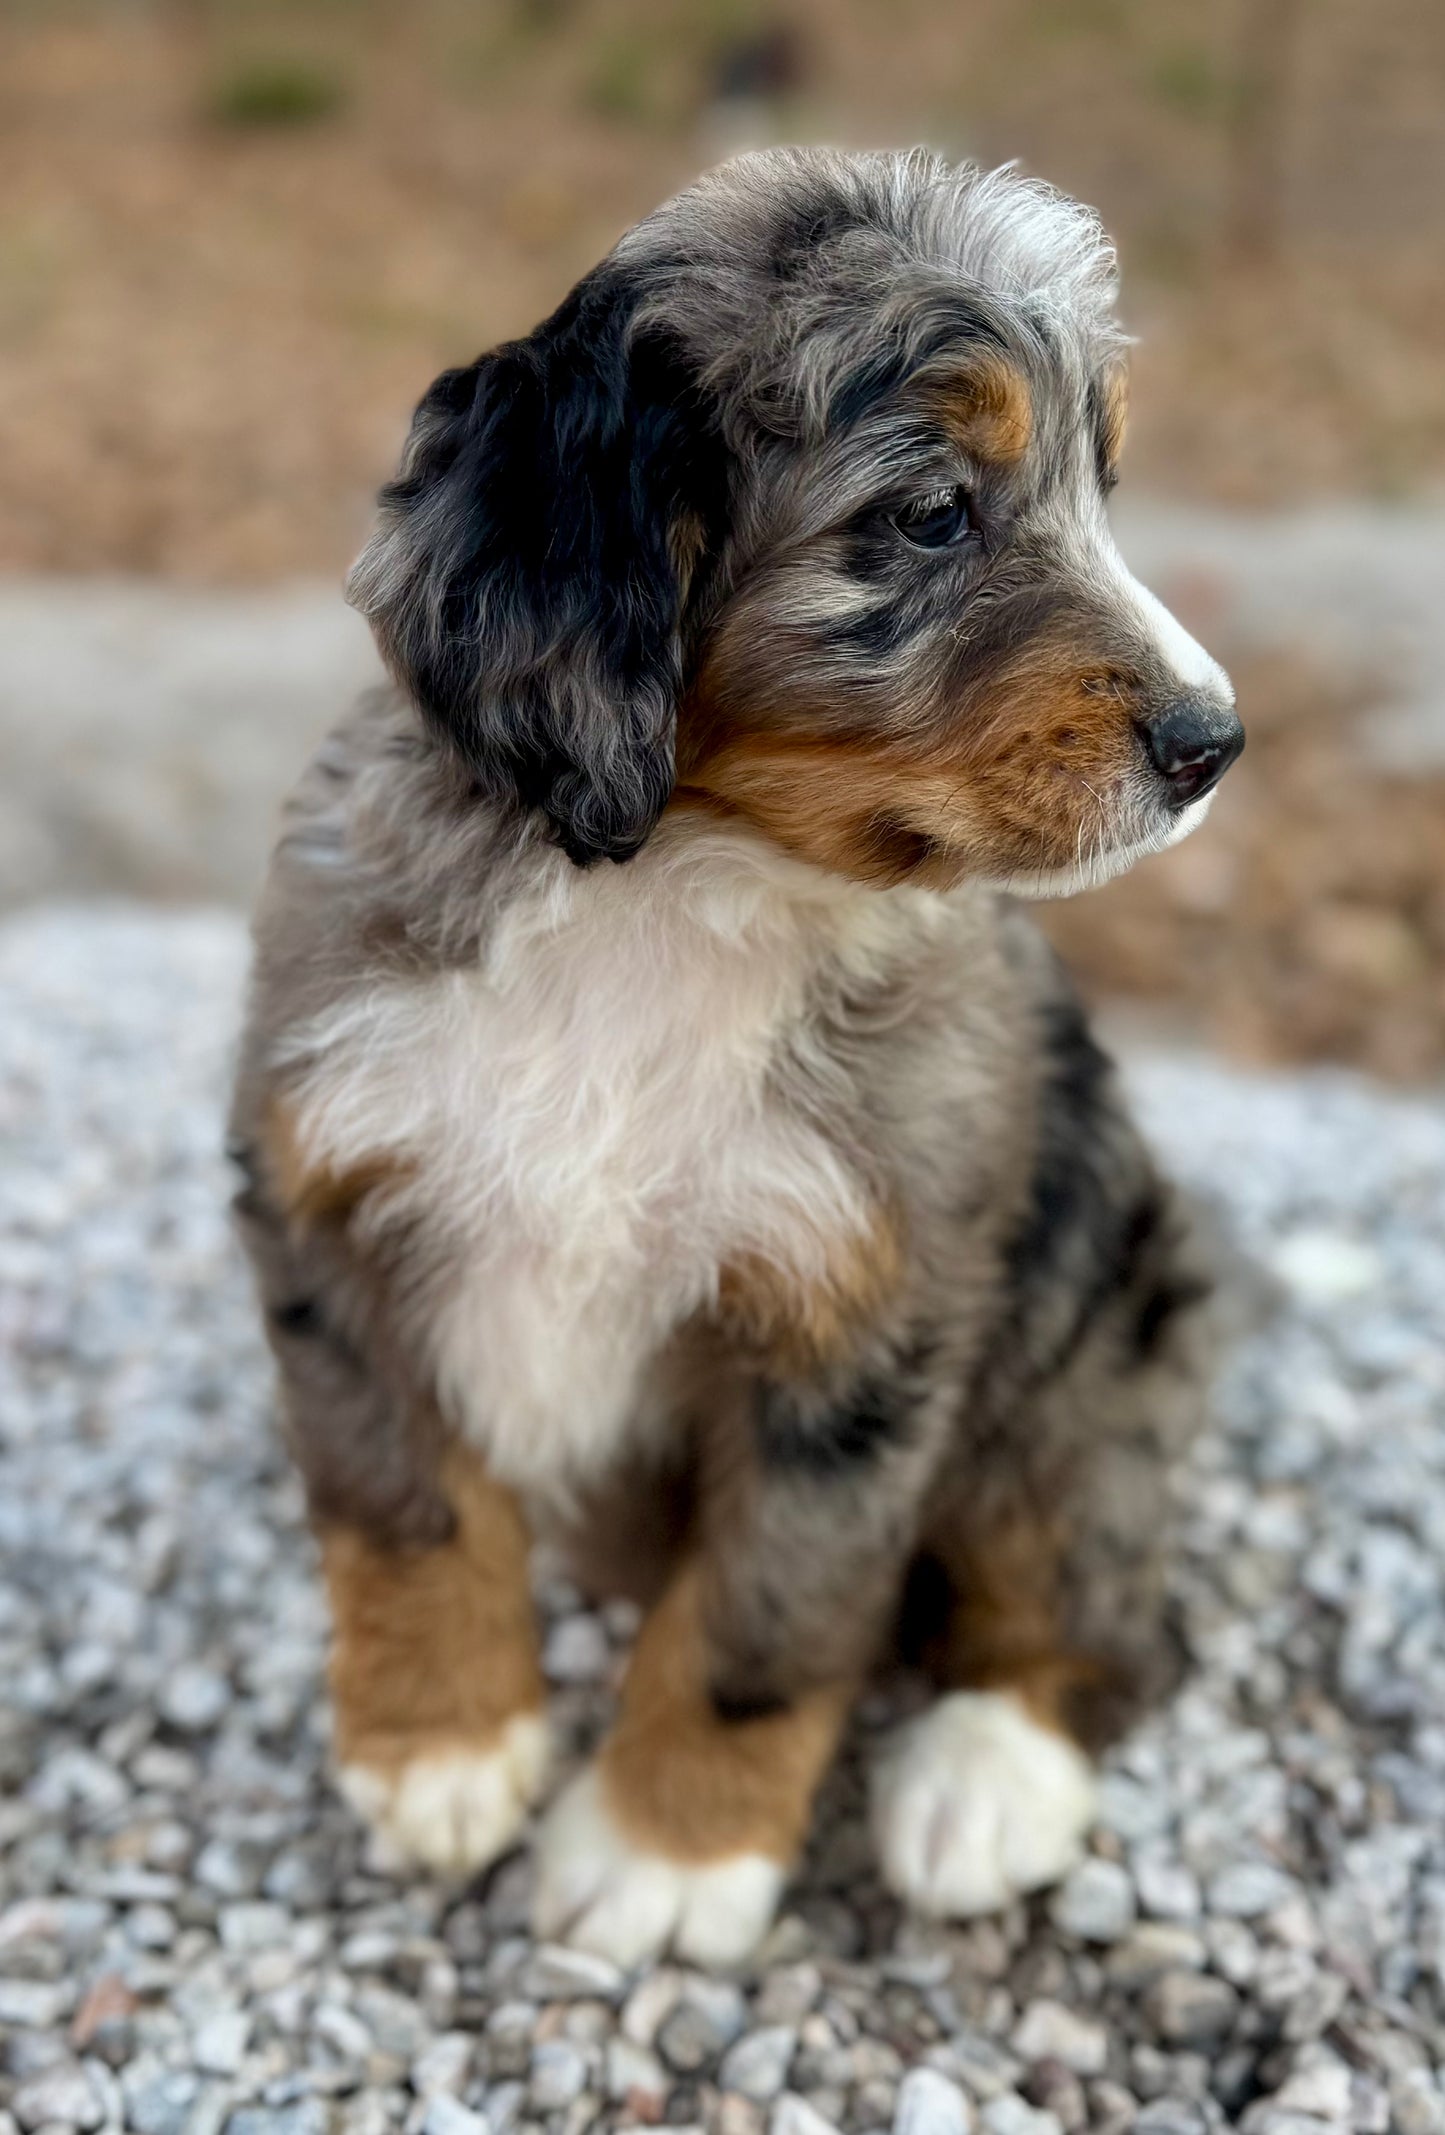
[230,148,1243,1966]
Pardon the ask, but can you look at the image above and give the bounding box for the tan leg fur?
[322,1445,550,1876]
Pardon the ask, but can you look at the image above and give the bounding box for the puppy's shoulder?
[252,690,529,977]
[233,690,547,1129]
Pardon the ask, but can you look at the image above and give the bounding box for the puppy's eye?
[890,484,974,549]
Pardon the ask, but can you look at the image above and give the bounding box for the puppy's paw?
[873,1689,1095,1919]
[339,1711,550,1878]
[533,1765,784,1969]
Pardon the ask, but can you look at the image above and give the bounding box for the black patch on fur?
[708,1681,792,1725]
[1086,372,1120,493]
[1131,1270,1212,1362]
[931,574,1082,694]
[1007,992,1113,1269]
[756,1335,935,1478]
[226,1134,259,1184]
[837,515,907,583]
[855,815,940,880]
[756,1374,913,1477]
[269,1297,324,1338]
[1001,986,1186,1378]
[827,294,1008,433]
[767,194,866,281]
[821,599,926,658]
[354,256,731,866]
[896,1549,953,1665]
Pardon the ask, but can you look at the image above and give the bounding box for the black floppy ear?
[347,260,725,864]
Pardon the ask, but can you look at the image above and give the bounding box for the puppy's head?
[350,148,1241,888]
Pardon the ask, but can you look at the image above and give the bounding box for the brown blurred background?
[2,0,1444,1075]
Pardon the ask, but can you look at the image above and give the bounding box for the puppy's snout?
[1140,697,1245,808]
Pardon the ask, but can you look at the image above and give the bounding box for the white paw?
[339,1712,550,1878]
[533,1765,785,1969]
[873,1690,1096,1919]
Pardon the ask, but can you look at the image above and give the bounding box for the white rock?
[120,2062,201,2135]
[413,2035,474,2099]
[158,1662,230,1732]
[1389,2072,1445,2135]
[680,1976,749,2051]
[620,1967,687,2046]
[1134,1856,1202,1923]
[193,1837,263,1898]
[1145,1970,1239,2045]
[480,2083,524,2135]
[29,1746,129,1815]
[1270,1229,1383,1303]
[894,2066,972,2135]
[755,1965,823,2027]
[1208,1917,1260,1986]
[0,1980,67,2028]
[719,2028,798,2104]
[125,1902,175,1950]
[192,2009,251,2076]
[773,2094,845,2135]
[340,2099,392,2135]
[1010,2001,1108,2077]
[519,1943,625,2003]
[12,2062,104,2133]
[218,1901,292,1952]
[314,2004,372,2061]
[542,1614,612,1684]
[422,2100,491,2135]
[1269,2059,1353,2120]
[1048,1858,1136,1943]
[529,2039,589,2111]
[981,2099,1062,2135]
[605,2038,669,2111]
[1207,1863,1297,1919]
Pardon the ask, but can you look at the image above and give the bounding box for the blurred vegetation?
[208,54,347,126]
[1149,47,1229,119]
[0,0,1442,583]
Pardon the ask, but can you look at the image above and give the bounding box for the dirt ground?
[2,0,1443,1077]
[3,0,1444,578]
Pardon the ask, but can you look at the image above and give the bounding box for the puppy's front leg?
[322,1443,549,1876]
[235,1125,550,1878]
[534,1561,848,1968]
[534,1361,936,1967]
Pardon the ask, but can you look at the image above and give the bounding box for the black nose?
[1143,697,1245,807]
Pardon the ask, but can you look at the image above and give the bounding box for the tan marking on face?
[679,640,1140,891]
[668,506,709,605]
[321,1445,544,1780]
[926,352,1033,464]
[1101,359,1129,476]
[261,1095,413,1228]
[677,738,975,888]
[718,1201,904,1376]
[931,640,1146,879]
[598,1563,850,1865]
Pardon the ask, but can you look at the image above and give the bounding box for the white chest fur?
[279,824,927,1497]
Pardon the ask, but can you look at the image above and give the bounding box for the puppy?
[230,148,1242,1966]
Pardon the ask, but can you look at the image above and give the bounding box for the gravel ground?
[4,905,1445,2135]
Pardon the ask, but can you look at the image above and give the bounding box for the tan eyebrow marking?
[1101,359,1129,475]
[925,352,1033,465]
